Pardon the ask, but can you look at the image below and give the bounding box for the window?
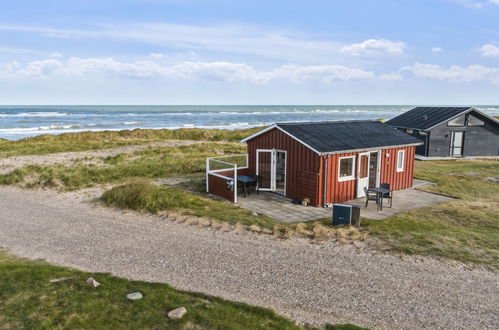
[396,150,405,172]
[338,156,355,181]
[406,129,413,134]
[448,115,465,126]
[467,114,484,126]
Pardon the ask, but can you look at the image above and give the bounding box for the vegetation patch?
[0,251,301,329]
[362,160,499,267]
[0,143,246,190]
[102,181,278,229]
[0,127,260,158]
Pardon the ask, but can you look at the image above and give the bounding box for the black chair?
[364,187,379,209]
[380,183,393,208]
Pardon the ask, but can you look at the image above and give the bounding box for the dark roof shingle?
[272,120,422,154]
[385,107,473,130]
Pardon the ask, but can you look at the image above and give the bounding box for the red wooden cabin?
[208,120,422,206]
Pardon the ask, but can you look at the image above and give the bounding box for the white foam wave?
[0,112,69,117]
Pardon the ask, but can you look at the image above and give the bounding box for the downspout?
[322,156,328,207]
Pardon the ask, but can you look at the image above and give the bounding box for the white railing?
[206,154,248,203]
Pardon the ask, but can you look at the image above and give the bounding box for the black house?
[386,107,499,158]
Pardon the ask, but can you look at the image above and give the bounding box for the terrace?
[234,179,453,222]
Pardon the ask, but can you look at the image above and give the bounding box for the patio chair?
[364,187,379,209]
[380,183,393,208]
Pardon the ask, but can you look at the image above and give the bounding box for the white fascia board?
[240,124,277,143]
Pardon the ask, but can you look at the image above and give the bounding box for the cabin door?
[256,149,287,193]
[256,149,274,191]
[450,131,464,157]
[356,153,370,198]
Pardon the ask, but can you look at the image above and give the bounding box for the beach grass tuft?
[101,181,278,229]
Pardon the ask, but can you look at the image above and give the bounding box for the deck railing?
[206,154,249,203]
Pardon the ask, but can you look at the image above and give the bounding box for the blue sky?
[0,0,498,104]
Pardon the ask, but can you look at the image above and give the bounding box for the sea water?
[1,105,498,140]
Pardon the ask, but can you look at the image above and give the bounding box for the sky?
[0,0,498,105]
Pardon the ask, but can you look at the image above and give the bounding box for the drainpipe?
[322,156,328,207]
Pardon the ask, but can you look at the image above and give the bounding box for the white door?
[356,153,370,198]
[256,149,274,191]
[450,131,464,157]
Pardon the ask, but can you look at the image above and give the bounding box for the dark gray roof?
[385,107,473,130]
[273,120,422,154]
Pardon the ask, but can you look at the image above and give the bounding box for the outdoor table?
[237,174,258,197]
[368,187,391,211]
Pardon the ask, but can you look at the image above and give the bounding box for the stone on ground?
[167,307,187,319]
[86,277,101,287]
[126,292,143,300]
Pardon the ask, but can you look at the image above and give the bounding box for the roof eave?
[318,142,424,156]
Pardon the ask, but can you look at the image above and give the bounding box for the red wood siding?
[322,152,357,205]
[321,146,416,205]
[207,167,250,202]
[247,128,322,205]
[379,146,415,191]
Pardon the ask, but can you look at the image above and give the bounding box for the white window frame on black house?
[338,156,355,182]
[396,150,405,172]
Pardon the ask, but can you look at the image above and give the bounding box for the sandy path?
[0,186,497,329]
[0,140,202,174]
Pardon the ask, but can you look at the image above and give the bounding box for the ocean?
[1,105,498,140]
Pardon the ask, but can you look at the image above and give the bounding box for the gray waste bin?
[332,204,361,227]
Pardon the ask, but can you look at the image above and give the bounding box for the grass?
[0,127,261,158]
[0,251,301,329]
[101,180,278,229]
[362,159,499,267]
[0,142,246,190]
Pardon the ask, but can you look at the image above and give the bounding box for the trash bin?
[332,204,361,227]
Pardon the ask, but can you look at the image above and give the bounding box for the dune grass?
[101,180,278,229]
[0,127,260,158]
[0,143,246,190]
[0,251,301,329]
[362,159,499,267]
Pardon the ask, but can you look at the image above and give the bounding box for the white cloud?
[50,52,63,58]
[340,39,406,56]
[432,47,443,53]
[0,57,378,83]
[379,72,403,80]
[401,62,499,83]
[0,46,41,54]
[479,44,499,57]
[17,59,63,76]
[0,23,343,63]
[452,0,499,7]
[149,53,164,58]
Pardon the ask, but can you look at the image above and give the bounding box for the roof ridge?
[276,119,379,126]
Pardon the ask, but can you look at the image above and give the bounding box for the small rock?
[86,277,100,287]
[126,292,143,300]
[486,177,499,182]
[252,212,259,216]
[167,307,187,319]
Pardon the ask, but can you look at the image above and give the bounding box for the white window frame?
[396,150,405,172]
[338,156,356,182]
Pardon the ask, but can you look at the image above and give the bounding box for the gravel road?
[0,186,497,329]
